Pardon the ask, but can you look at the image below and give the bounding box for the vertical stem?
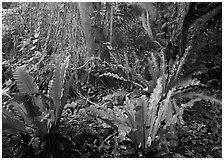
[109,2,113,44]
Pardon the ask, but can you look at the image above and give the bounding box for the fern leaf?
[151,88,173,140]
[13,66,39,95]
[49,55,70,110]
[124,97,137,130]
[125,95,152,149]
[161,89,175,124]
[148,77,163,135]
[141,95,151,148]
[129,69,149,88]
[10,94,42,117]
[149,77,163,108]
[56,74,73,126]
[87,105,131,134]
[172,99,185,124]
[167,46,191,87]
[49,56,61,109]
[181,98,201,108]
[9,93,48,135]
[173,46,191,81]
[175,90,222,106]
[147,53,158,86]
[55,56,70,117]
[10,101,33,125]
[2,108,31,133]
[150,52,159,78]
[33,94,47,113]
[159,49,167,87]
[172,78,200,92]
[127,97,142,147]
[184,92,221,106]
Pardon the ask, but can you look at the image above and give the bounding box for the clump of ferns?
[87,45,221,157]
[107,44,221,106]
[2,55,77,157]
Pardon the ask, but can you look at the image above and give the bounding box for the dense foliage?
[2,2,222,158]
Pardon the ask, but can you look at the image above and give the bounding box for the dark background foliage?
[2,2,222,158]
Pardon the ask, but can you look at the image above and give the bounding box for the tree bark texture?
[78,2,110,62]
[78,2,94,60]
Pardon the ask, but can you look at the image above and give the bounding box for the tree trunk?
[78,2,94,60]
[78,2,110,62]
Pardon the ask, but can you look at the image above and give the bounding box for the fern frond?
[161,88,175,124]
[152,88,174,140]
[129,68,150,88]
[181,98,202,108]
[56,74,74,126]
[167,46,191,88]
[173,46,192,81]
[148,77,163,136]
[87,105,131,134]
[11,101,33,125]
[168,58,179,84]
[159,49,167,77]
[176,91,222,106]
[124,96,138,130]
[49,55,70,110]
[10,94,42,118]
[158,49,168,92]
[49,55,62,109]
[100,72,144,89]
[9,93,48,135]
[172,99,184,124]
[149,77,163,107]
[187,92,221,106]
[171,78,200,92]
[13,66,39,95]
[150,52,159,78]
[147,52,159,85]
[2,107,31,133]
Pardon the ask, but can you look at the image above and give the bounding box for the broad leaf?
[9,93,48,135]
[10,93,42,118]
[13,66,39,95]
[49,55,70,114]
[2,108,31,133]
[132,95,149,149]
[49,56,62,110]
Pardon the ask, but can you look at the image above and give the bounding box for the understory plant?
[2,55,75,157]
[87,45,222,157]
